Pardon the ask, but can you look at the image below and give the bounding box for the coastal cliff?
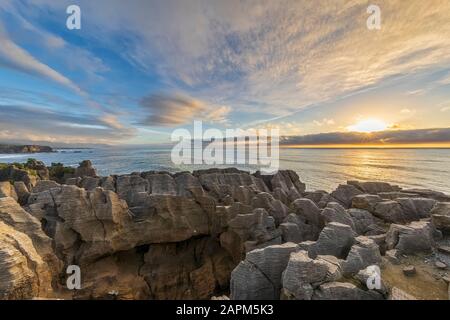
[0,160,449,300]
[0,144,54,154]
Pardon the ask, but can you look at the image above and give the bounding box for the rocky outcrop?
[287,198,324,241]
[341,236,382,275]
[385,220,435,255]
[352,196,436,224]
[141,237,235,300]
[74,160,97,178]
[348,180,400,194]
[348,208,377,235]
[312,282,383,300]
[0,221,53,299]
[0,160,449,300]
[230,243,298,300]
[307,222,356,259]
[25,159,50,180]
[281,251,342,300]
[0,197,61,278]
[0,165,37,190]
[220,208,281,263]
[320,202,355,230]
[14,166,304,299]
[0,182,18,201]
[32,180,60,193]
[330,184,363,208]
[431,202,450,233]
[0,144,53,154]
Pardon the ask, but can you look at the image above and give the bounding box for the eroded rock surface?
[0,161,449,300]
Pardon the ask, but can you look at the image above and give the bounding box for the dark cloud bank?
[281,128,450,146]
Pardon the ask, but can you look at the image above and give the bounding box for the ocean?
[1,147,449,194]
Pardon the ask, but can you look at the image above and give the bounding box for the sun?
[347,119,388,133]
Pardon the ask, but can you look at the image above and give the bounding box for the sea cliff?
[0,144,54,154]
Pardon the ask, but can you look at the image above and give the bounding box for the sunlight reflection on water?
[2,147,449,194]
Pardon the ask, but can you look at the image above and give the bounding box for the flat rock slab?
[402,266,416,277]
[437,245,450,255]
[390,287,417,300]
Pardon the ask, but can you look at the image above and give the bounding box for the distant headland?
[0,144,54,154]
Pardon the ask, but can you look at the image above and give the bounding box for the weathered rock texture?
[1,163,307,299]
[0,162,449,300]
[231,179,449,301]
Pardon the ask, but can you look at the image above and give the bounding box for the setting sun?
[347,119,389,133]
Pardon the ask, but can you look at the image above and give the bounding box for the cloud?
[0,4,109,84]
[406,89,426,96]
[438,73,450,85]
[313,118,335,127]
[16,0,450,122]
[100,114,128,130]
[281,128,450,146]
[0,23,84,95]
[139,92,231,126]
[1,0,450,142]
[0,104,135,144]
[437,101,450,112]
[204,105,232,123]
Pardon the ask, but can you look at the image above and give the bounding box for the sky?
[0,0,449,147]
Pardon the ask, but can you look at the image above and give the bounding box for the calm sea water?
[1,148,449,194]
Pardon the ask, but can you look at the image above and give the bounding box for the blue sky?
[0,0,449,146]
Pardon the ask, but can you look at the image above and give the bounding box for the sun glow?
[347,119,388,133]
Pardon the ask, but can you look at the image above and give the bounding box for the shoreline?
[1,149,450,195]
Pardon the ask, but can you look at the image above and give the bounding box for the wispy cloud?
[400,108,416,114]
[0,0,449,143]
[0,104,135,144]
[15,0,450,123]
[139,92,231,126]
[313,118,335,127]
[0,22,84,95]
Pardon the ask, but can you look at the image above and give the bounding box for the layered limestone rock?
[306,222,356,259]
[1,160,449,300]
[220,208,281,263]
[353,197,436,224]
[0,197,61,278]
[320,202,356,230]
[230,243,298,300]
[0,182,18,201]
[0,221,53,299]
[281,251,342,300]
[141,237,235,300]
[74,160,98,178]
[27,184,226,265]
[330,184,363,208]
[0,165,37,190]
[287,198,324,241]
[431,202,450,233]
[348,180,400,194]
[341,236,382,275]
[312,282,383,300]
[385,220,436,254]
